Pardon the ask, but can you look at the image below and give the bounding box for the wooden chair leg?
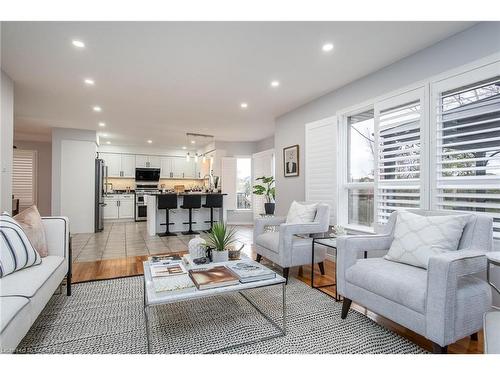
[431,343,448,354]
[341,298,352,319]
[318,261,325,275]
[471,332,478,341]
[256,254,262,263]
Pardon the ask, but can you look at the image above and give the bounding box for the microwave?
[135,168,160,182]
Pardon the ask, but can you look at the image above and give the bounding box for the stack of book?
[149,255,195,292]
[227,261,276,283]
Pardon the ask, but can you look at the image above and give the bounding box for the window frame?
[337,103,376,232]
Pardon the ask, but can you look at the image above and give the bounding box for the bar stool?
[181,194,201,235]
[157,194,178,237]
[203,194,223,232]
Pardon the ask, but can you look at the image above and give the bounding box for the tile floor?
[71,220,254,262]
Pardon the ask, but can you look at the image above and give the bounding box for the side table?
[487,252,500,296]
[311,237,340,301]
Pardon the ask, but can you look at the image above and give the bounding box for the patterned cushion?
[14,205,48,257]
[286,201,317,224]
[0,214,42,278]
[384,210,470,269]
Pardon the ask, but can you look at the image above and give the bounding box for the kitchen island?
[145,193,227,236]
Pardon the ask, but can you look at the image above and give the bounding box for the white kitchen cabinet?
[160,157,174,178]
[173,158,197,178]
[148,155,161,168]
[103,194,135,219]
[118,195,135,219]
[101,153,136,177]
[121,155,136,177]
[135,155,149,168]
[103,197,119,219]
[136,155,160,168]
[102,153,122,178]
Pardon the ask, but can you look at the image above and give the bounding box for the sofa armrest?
[254,216,286,238]
[336,234,393,296]
[41,217,69,259]
[279,222,328,236]
[426,249,489,346]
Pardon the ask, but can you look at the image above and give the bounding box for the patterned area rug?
[18,276,427,354]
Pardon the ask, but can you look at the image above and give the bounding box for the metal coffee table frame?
[143,261,286,354]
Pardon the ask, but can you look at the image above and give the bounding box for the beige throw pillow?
[14,205,48,257]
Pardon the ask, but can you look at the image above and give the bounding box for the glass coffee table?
[143,259,286,353]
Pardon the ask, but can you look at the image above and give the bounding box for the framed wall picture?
[283,145,299,177]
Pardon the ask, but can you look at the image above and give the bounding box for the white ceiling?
[2,21,474,148]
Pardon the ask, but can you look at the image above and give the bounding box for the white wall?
[61,140,96,233]
[0,70,14,214]
[13,140,52,216]
[52,128,97,233]
[274,22,500,216]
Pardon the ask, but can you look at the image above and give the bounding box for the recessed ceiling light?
[322,43,334,52]
[191,140,196,144]
[93,106,102,112]
[101,133,108,137]
[270,80,280,88]
[98,122,106,127]
[106,141,111,145]
[72,40,85,48]
[147,140,153,144]
[240,102,248,109]
[84,78,95,86]
[182,146,187,150]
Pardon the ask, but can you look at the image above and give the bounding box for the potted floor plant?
[205,222,237,263]
[253,176,276,215]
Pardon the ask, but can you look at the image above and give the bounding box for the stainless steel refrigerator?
[95,158,106,232]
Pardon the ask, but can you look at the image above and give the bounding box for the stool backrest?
[204,194,223,208]
[182,194,202,208]
[158,194,178,209]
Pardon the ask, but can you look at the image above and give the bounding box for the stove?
[135,183,158,221]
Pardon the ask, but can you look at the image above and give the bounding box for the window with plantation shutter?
[12,149,37,210]
[432,64,500,239]
[375,88,427,224]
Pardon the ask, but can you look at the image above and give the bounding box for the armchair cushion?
[286,201,317,224]
[385,210,470,269]
[345,258,428,313]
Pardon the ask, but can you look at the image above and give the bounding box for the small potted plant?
[253,176,276,215]
[205,222,237,263]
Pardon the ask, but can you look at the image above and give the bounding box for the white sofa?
[0,216,70,353]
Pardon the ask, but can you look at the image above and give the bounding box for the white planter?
[211,250,229,263]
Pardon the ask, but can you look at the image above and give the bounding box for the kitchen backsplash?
[107,178,207,191]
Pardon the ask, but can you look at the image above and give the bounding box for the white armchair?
[253,203,330,282]
[337,210,494,353]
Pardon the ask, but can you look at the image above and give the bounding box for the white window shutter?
[221,157,237,211]
[12,149,37,210]
[431,62,500,239]
[305,117,337,223]
[374,87,427,225]
[252,149,274,218]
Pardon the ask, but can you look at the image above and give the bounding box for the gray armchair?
[337,209,494,353]
[254,203,330,283]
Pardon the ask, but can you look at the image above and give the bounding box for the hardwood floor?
[71,225,483,354]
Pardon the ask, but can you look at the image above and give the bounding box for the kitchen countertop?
[146,192,226,196]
